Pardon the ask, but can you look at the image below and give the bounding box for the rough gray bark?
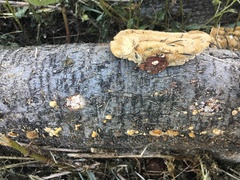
[0,44,240,162]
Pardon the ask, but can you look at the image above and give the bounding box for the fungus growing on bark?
[126,129,139,136]
[149,129,164,137]
[110,27,240,74]
[212,128,224,135]
[105,114,113,120]
[200,131,207,135]
[26,130,39,139]
[210,26,240,50]
[44,127,62,137]
[74,124,81,131]
[49,100,58,108]
[165,129,179,137]
[188,132,196,138]
[91,131,98,138]
[232,110,238,116]
[110,29,213,69]
[7,131,19,138]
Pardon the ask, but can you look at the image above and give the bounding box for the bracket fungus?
[110,29,213,69]
[110,27,240,74]
[210,26,240,50]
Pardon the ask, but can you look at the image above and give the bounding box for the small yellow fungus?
[91,131,98,138]
[26,130,39,139]
[44,127,62,137]
[49,100,58,108]
[200,131,207,135]
[188,132,196,138]
[7,131,19,138]
[105,114,113,120]
[149,129,164,137]
[192,109,198,115]
[126,129,138,136]
[166,129,179,137]
[212,128,224,135]
[188,126,194,131]
[232,110,238,116]
[74,124,81,131]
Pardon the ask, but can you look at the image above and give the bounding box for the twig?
[198,157,211,180]
[0,133,73,170]
[0,0,29,7]
[0,156,34,160]
[61,5,71,43]
[42,171,72,180]
[67,152,176,159]
[0,160,38,170]
[216,167,240,180]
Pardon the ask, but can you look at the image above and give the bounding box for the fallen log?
[0,44,240,162]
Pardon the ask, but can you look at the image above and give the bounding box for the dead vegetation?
[1,157,240,179]
[1,134,240,179]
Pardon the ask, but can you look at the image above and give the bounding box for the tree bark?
[0,44,240,162]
